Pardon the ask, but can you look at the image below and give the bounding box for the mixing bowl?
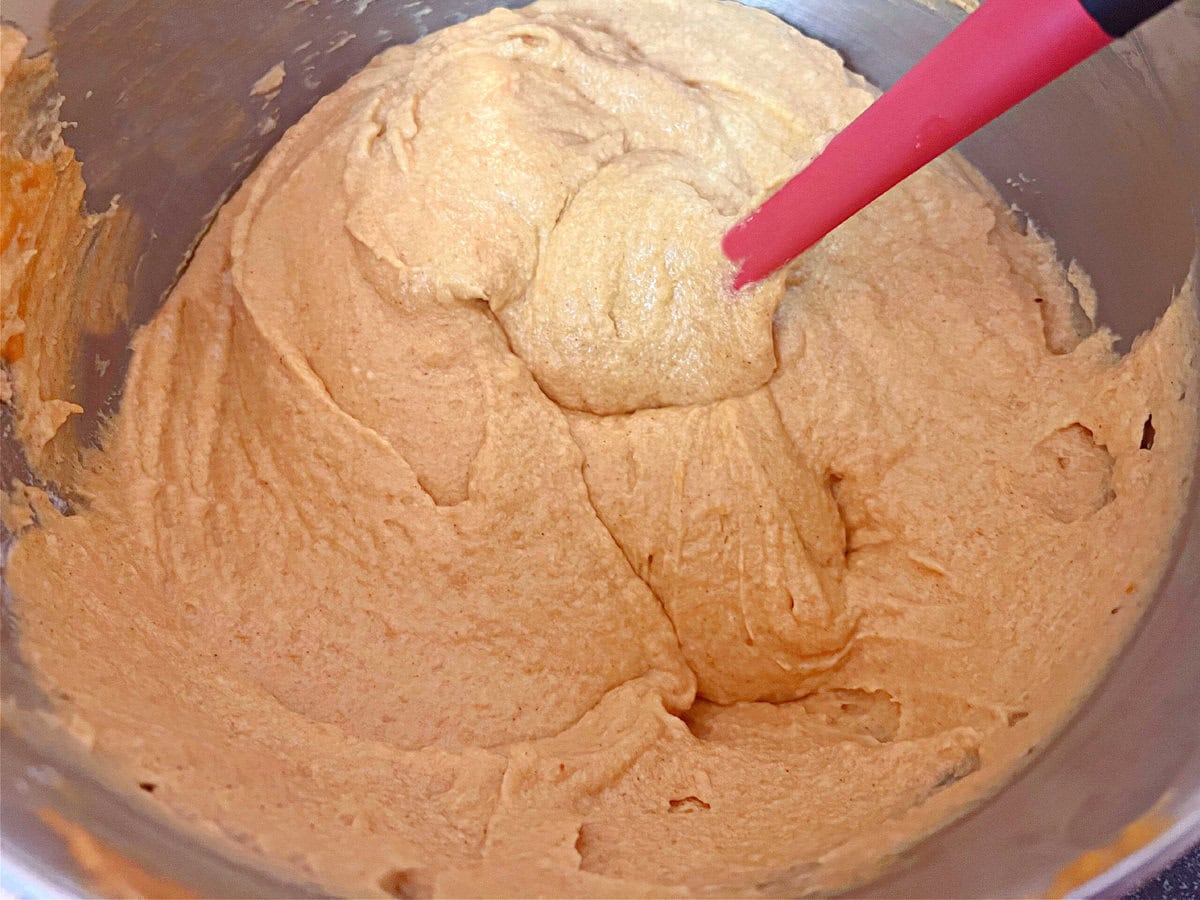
[2,0,1197,896]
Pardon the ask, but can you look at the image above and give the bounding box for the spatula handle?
[723,0,1179,289]
[1080,0,1177,36]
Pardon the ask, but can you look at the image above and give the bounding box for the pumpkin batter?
[5,0,1198,896]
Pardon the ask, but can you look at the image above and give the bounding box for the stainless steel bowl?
[2,1,1198,896]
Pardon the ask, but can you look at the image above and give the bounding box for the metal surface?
[1,0,1197,896]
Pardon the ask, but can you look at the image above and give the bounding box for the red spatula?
[723,0,1180,288]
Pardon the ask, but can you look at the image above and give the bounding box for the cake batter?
[5,1,1198,895]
